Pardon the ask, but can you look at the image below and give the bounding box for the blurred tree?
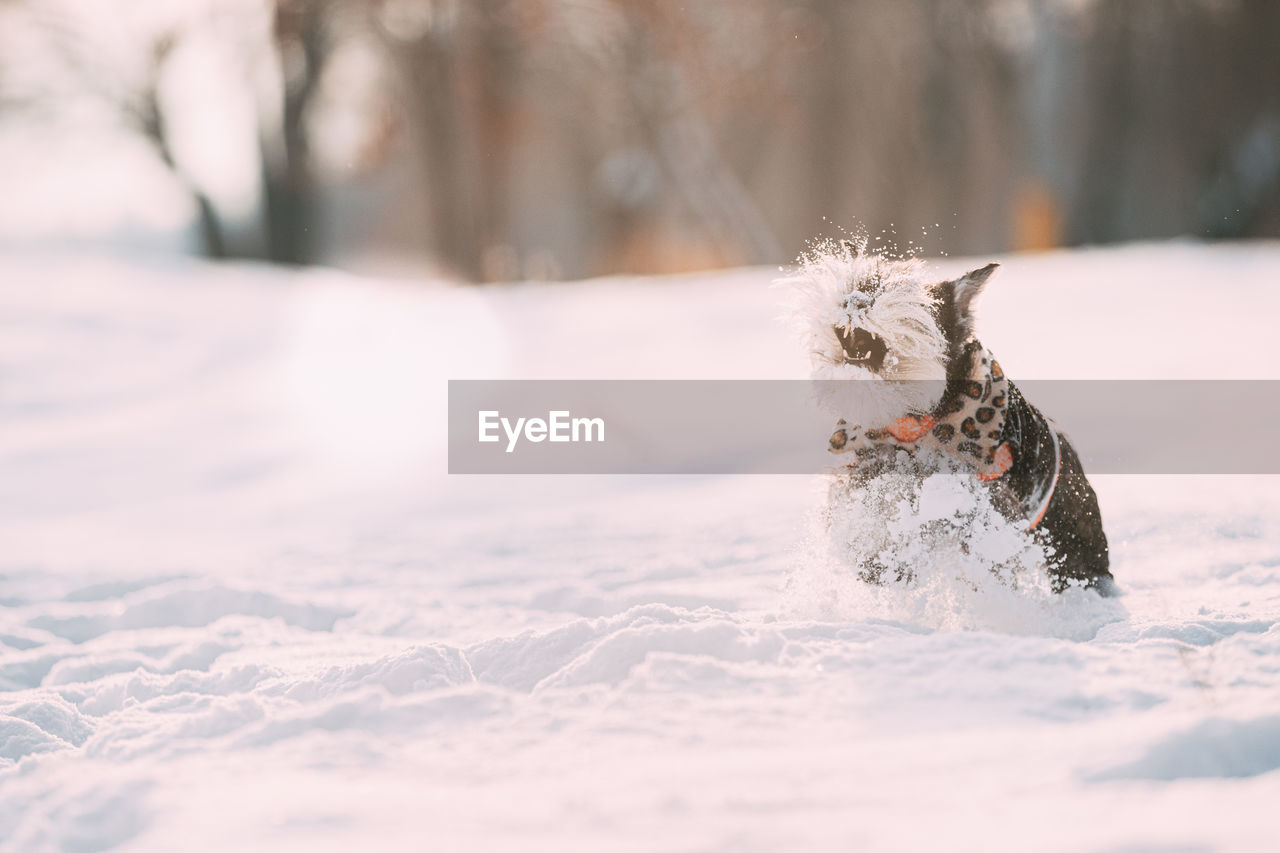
[265,0,331,264]
[2,0,1276,274]
[1073,0,1280,243]
[375,0,521,280]
[364,0,785,279]
[19,6,229,255]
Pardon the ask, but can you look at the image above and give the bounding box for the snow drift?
[2,243,1280,851]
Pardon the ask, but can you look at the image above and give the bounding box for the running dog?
[784,242,1113,593]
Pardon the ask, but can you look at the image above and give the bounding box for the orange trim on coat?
[978,443,1014,482]
[887,415,936,443]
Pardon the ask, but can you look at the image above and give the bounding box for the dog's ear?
[936,262,999,343]
[953,263,998,319]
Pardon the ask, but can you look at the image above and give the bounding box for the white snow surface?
[3,242,1280,851]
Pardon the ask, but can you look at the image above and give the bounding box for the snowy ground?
[3,242,1280,851]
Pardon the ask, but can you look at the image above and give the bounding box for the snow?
[3,242,1280,850]
[810,453,1090,637]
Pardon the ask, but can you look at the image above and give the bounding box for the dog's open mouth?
[837,326,888,371]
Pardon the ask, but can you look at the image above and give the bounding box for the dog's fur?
[782,242,1114,594]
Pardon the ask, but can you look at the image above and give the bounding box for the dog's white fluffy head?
[777,240,948,427]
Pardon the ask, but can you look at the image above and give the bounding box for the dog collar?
[1026,427,1060,531]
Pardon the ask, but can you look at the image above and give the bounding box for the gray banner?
[448,380,1280,474]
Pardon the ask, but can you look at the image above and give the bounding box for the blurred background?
[1,0,1277,281]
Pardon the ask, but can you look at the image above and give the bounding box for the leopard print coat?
[827,340,1058,530]
[830,341,1012,474]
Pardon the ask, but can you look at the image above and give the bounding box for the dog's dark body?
[936,263,1111,592]
[997,380,1112,592]
[813,256,1113,593]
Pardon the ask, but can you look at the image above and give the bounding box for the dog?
[783,241,1113,594]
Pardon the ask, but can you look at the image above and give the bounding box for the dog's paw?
[829,419,876,456]
[829,419,856,454]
